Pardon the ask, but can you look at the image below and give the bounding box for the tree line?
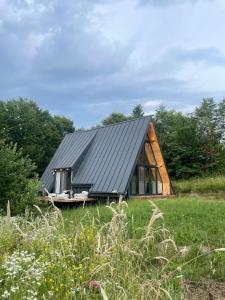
[103,99,225,179]
[0,99,74,213]
[0,97,225,213]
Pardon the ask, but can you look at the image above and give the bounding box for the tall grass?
[173,176,225,194]
[0,201,185,299]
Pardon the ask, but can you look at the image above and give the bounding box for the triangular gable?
[147,123,171,195]
[126,122,172,196]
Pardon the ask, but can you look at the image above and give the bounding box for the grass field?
[173,175,225,194]
[1,193,225,299]
[64,195,225,281]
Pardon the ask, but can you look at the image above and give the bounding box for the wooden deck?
[42,196,96,204]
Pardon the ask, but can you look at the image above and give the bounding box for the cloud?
[138,0,213,7]
[143,100,164,108]
[0,0,225,128]
[169,46,225,66]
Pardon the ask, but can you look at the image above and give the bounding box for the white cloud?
[0,0,225,127]
[143,100,164,108]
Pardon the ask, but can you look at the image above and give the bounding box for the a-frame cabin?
[41,116,172,200]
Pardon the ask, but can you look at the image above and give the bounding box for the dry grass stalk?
[6,200,11,223]
[100,286,109,300]
[144,201,163,240]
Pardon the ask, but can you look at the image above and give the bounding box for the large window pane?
[137,145,145,164]
[55,171,61,194]
[145,143,157,165]
[131,168,137,195]
[60,171,67,192]
[150,168,157,194]
[156,169,163,194]
[55,170,71,194]
[145,167,150,194]
[138,166,145,194]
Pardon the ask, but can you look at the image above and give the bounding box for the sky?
[0,0,225,128]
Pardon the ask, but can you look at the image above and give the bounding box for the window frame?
[130,140,163,196]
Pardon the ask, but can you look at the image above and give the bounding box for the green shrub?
[0,140,39,215]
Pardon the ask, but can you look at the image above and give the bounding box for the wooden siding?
[147,123,172,195]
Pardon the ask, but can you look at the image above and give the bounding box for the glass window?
[138,166,145,195]
[130,135,163,196]
[150,168,157,194]
[55,170,71,194]
[130,166,162,195]
[156,169,163,194]
[55,171,61,194]
[145,143,157,165]
[137,145,145,164]
[145,167,150,194]
[131,167,137,195]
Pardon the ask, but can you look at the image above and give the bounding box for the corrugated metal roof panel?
[41,129,97,191]
[72,116,151,194]
[41,116,152,194]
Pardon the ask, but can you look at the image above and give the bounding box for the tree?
[131,104,145,118]
[0,140,39,214]
[154,106,204,179]
[217,98,225,144]
[101,104,145,126]
[102,112,128,126]
[194,98,225,173]
[100,100,225,179]
[0,99,75,174]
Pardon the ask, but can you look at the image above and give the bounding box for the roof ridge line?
[65,115,152,136]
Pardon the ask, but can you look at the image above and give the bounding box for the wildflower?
[1,290,10,299]
[89,280,101,289]
[10,286,19,293]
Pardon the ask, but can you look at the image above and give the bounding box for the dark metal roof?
[41,129,97,190]
[41,116,152,194]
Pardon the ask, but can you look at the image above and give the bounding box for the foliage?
[194,98,225,172]
[0,98,75,174]
[154,106,203,178]
[102,99,225,179]
[102,112,129,125]
[131,104,145,118]
[101,104,145,125]
[0,140,39,215]
[154,99,225,179]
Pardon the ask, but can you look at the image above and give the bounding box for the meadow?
[173,175,225,194]
[1,183,225,299]
[64,195,225,281]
